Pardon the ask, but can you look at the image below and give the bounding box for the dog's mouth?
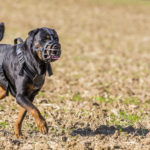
[51,55,59,60]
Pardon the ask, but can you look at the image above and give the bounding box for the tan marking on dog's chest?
[27,74,45,92]
[36,51,42,60]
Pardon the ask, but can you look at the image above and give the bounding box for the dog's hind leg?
[14,107,27,138]
[0,86,6,99]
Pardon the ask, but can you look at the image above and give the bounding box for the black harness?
[15,37,53,81]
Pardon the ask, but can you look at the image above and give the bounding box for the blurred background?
[1,0,150,149]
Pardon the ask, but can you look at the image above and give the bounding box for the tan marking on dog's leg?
[0,86,6,99]
[14,107,27,138]
[29,108,48,134]
[16,95,48,135]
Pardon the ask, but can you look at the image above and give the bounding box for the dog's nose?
[53,50,57,55]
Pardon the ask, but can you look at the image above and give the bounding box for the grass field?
[1,0,150,149]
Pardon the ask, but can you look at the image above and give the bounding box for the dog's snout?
[51,49,60,55]
[53,50,57,55]
[43,40,61,62]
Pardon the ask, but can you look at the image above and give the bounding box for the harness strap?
[46,63,53,76]
[15,38,25,76]
[17,49,38,80]
[23,63,37,80]
[15,37,37,80]
[15,37,53,81]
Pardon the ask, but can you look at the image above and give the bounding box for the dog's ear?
[25,28,39,49]
[0,22,5,41]
[28,28,39,37]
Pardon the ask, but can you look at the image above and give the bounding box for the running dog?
[0,27,61,138]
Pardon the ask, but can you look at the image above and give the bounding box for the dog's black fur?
[0,27,61,138]
[0,23,4,41]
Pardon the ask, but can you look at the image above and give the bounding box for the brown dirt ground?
[1,0,150,149]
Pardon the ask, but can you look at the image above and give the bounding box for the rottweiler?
[0,27,61,138]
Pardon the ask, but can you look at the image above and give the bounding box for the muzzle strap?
[46,63,53,76]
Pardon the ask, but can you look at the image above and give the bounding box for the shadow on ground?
[71,125,149,137]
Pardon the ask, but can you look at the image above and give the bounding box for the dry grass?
[1,0,150,149]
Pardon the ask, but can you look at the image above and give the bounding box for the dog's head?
[26,27,61,62]
[0,23,5,41]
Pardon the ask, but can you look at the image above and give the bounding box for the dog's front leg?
[16,94,48,135]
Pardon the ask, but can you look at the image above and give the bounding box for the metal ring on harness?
[14,37,24,45]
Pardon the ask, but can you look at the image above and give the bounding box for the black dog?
[0,27,61,138]
[0,22,4,41]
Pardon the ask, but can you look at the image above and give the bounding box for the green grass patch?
[43,112,49,119]
[96,96,116,103]
[33,127,38,132]
[110,111,143,126]
[25,123,32,128]
[123,97,140,105]
[58,96,65,101]
[25,123,38,132]
[145,99,150,104]
[0,121,9,128]
[39,91,45,96]
[72,93,83,101]
[0,106,5,111]
[51,127,59,134]
[37,90,46,98]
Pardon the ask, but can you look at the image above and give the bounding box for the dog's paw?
[14,132,24,139]
[37,119,48,134]
[14,125,24,139]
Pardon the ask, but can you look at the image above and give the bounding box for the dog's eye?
[46,35,50,39]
